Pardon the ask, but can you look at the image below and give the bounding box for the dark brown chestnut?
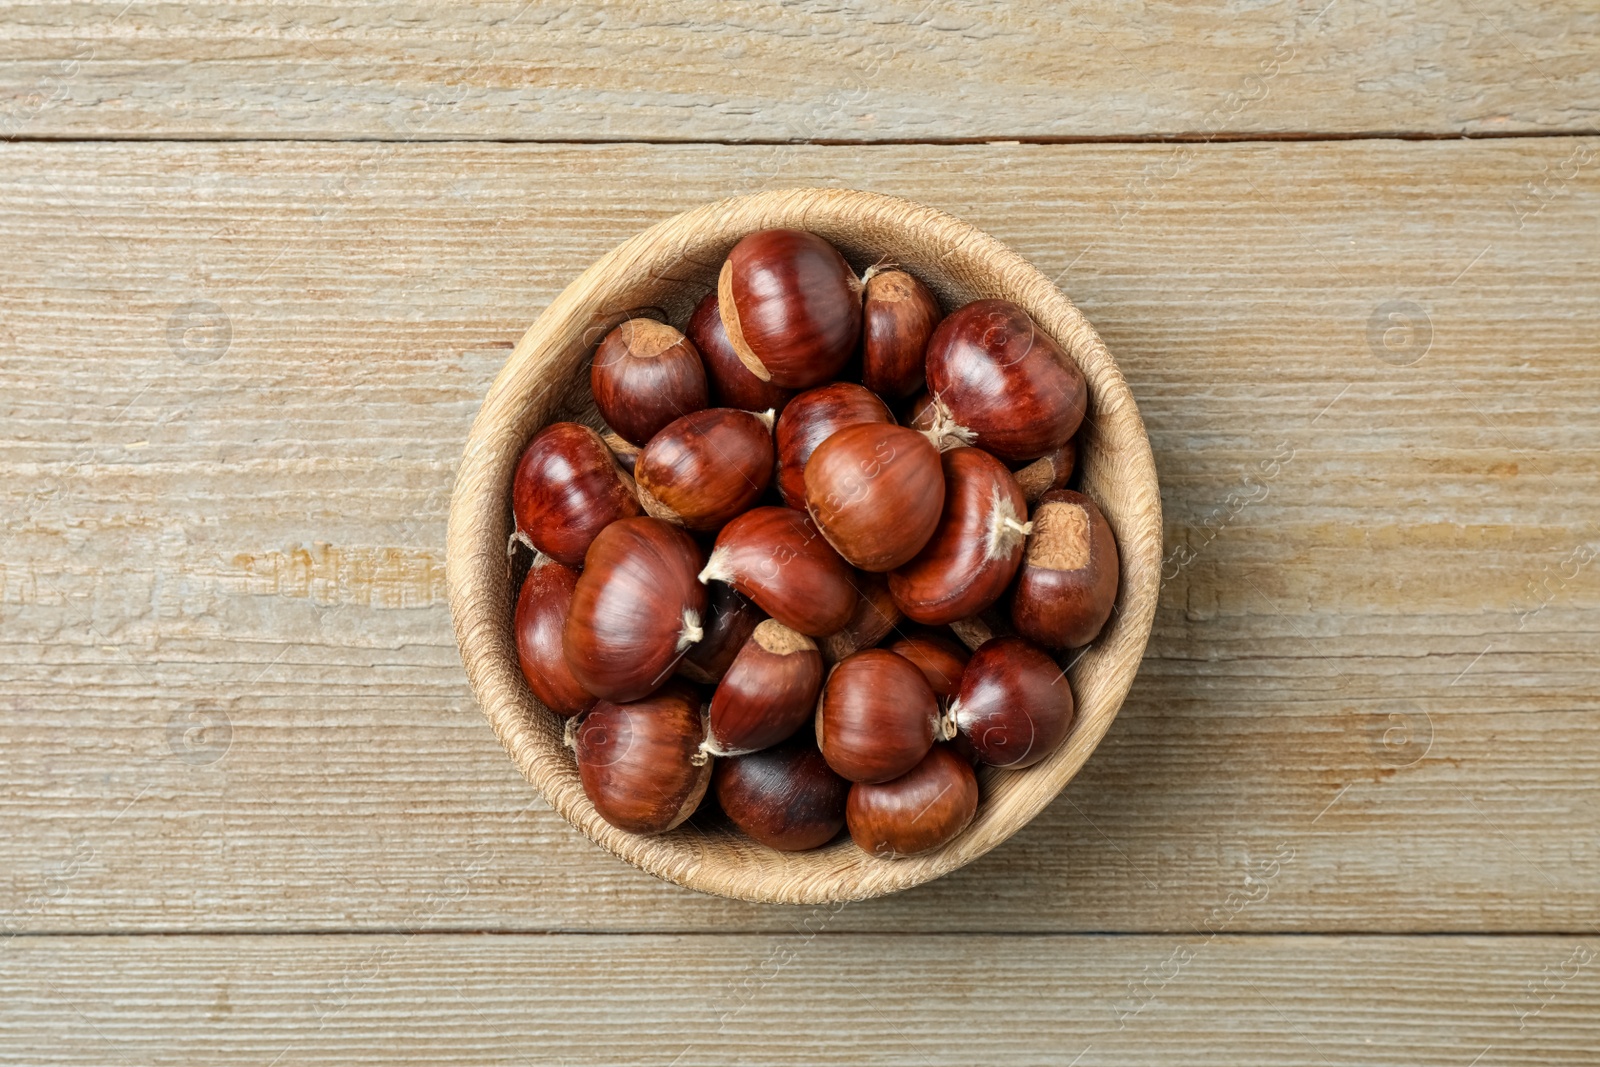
[1013,438,1076,504]
[904,390,936,433]
[815,649,945,783]
[888,447,1031,625]
[1010,489,1120,649]
[564,516,708,702]
[923,299,1087,462]
[804,423,945,572]
[514,557,596,718]
[718,229,862,389]
[846,745,978,858]
[714,738,849,851]
[861,268,942,399]
[949,636,1074,768]
[591,318,710,447]
[634,407,775,531]
[570,682,711,835]
[774,382,894,509]
[704,620,824,756]
[512,421,643,566]
[885,627,971,700]
[698,506,857,637]
[686,289,797,415]
[817,570,901,663]
[676,582,762,686]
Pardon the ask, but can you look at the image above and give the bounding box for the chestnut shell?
[774,382,893,509]
[573,682,711,835]
[513,558,596,717]
[804,423,945,572]
[1010,489,1120,649]
[718,229,862,389]
[950,636,1075,769]
[686,289,796,415]
[924,299,1087,462]
[815,649,942,783]
[714,739,849,852]
[591,318,710,447]
[512,422,643,566]
[563,516,708,702]
[846,745,978,858]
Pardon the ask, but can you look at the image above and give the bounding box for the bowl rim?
[446,188,1162,905]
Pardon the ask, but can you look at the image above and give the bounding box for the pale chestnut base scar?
[1027,501,1092,570]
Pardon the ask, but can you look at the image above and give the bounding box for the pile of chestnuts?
[509,229,1121,860]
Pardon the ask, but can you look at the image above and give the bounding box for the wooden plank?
[0,2,1597,140]
[2,139,1598,933]
[3,934,1598,1064]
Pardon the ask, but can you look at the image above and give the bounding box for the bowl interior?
[446,188,1162,905]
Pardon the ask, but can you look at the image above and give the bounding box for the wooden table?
[3,5,1597,1064]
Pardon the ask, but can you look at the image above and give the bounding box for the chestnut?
[888,447,1031,625]
[513,557,597,717]
[512,421,643,566]
[804,423,944,572]
[570,682,711,835]
[718,229,862,389]
[1013,439,1076,504]
[817,570,901,663]
[705,621,824,756]
[676,582,762,686]
[861,268,942,399]
[591,318,710,447]
[949,636,1074,768]
[564,516,708,703]
[686,289,796,415]
[924,299,1087,461]
[816,649,945,783]
[904,390,936,434]
[713,738,848,851]
[1010,489,1120,649]
[846,745,978,858]
[698,506,857,637]
[634,407,775,531]
[774,382,894,509]
[885,627,971,700]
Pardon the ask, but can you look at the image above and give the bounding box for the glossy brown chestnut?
[698,507,857,637]
[888,447,1031,625]
[923,299,1087,462]
[1012,438,1076,503]
[570,682,711,835]
[512,422,643,566]
[704,620,824,756]
[861,268,942,399]
[713,738,848,851]
[817,570,901,663]
[686,290,797,415]
[774,382,893,509]
[591,318,710,446]
[949,636,1074,768]
[564,516,708,702]
[886,627,971,700]
[634,407,775,531]
[1010,489,1120,649]
[718,229,862,389]
[676,583,761,686]
[514,558,596,717]
[804,423,945,572]
[846,745,978,858]
[815,649,945,783]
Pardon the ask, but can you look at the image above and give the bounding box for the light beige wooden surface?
[0,2,1597,140]
[3,5,1599,1061]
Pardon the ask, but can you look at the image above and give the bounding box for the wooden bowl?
[446,188,1161,904]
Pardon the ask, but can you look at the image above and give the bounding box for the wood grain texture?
[2,140,1597,932]
[3,934,1599,1065]
[0,2,1597,141]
